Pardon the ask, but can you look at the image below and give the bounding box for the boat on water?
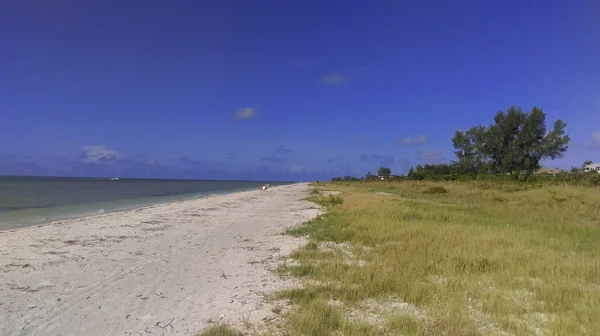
[109,177,119,181]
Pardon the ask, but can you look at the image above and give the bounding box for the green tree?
[377,167,391,177]
[518,107,569,180]
[484,106,527,178]
[453,106,570,180]
[452,125,489,175]
[365,171,376,180]
[583,160,593,168]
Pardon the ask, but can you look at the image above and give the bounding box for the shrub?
[423,186,449,194]
[198,324,242,336]
[324,194,344,206]
[309,188,321,195]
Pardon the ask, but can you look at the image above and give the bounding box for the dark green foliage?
[377,167,392,177]
[310,194,344,207]
[406,164,460,181]
[451,106,570,180]
[332,176,362,181]
[329,106,583,186]
[423,186,449,194]
[324,195,344,206]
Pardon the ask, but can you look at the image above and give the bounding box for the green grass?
[197,324,242,336]
[275,181,600,335]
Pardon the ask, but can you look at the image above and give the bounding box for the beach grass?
[274,180,600,335]
[198,324,243,336]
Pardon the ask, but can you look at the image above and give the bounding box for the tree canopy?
[451,106,570,180]
[377,167,391,177]
[331,106,576,184]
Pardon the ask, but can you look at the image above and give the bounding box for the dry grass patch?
[274,181,600,335]
[197,324,242,336]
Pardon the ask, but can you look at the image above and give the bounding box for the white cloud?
[82,145,118,163]
[235,107,258,119]
[320,72,345,86]
[396,135,427,146]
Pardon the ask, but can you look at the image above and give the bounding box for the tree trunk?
[523,169,533,181]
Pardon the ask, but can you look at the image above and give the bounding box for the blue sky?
[2,0,599,181]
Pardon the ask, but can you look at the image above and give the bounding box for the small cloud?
[358,153,395,166]
[592,132,600,146]
[82,145,118,163]
[416,150,446,163]
[261,155,285,163]
[320,72,345,86]
[178,156,206,167]
[235,107,258,119]
[273,145,293,154]
[227,153,235,159]
[396,135,427,146]
[289,163,308,173]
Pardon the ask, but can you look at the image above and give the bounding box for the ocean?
[0,176,290,230]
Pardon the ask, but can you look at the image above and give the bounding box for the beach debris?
[155,317,175,329]
[5,263,32,269]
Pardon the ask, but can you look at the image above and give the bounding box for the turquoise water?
[0,176,289,230]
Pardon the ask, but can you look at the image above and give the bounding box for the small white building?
[584,163,600,173]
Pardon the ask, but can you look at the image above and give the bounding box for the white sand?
[0,183,319,336]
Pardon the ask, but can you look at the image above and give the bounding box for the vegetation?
[332,107,599,186]
[402,163,600,186]
[307,191,344,207]
[276,181,600,335]
[269,106,598,334]
[334,163,600,186]
[377,167,392,178]
[422,186,448,194]
[197,324,242,336]
[451,106,570,180]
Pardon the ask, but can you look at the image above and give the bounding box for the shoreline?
[0,184,290,233]
[0,182,319,335]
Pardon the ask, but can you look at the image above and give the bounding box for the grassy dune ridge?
[274,181,600,335]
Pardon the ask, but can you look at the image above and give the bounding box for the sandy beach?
[0,183,319,336]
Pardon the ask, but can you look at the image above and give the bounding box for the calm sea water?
[0,176,290,230]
